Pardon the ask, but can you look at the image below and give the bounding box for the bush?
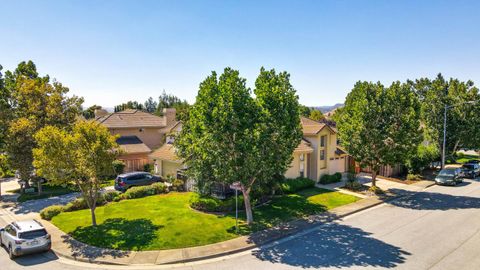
[120,182,167,200]
[406,173,422,181]
[112,160,125,175]
[40,205,65,220]
[344,181,363,191]
[64,197,89,212]
[280,177,315,194]
[143,163,153,172]
[102,190,121,203]
[368,185,384,195]
[172,179,184,191]
[319,173,342,184]
[189,193,244,212]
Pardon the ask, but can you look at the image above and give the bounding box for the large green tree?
[33,121,118,226]
[3,61,83,193]
[336,81,422,187]
[176,68,302,224]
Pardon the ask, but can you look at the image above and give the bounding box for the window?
[19,229,47,239]
[320,135,327,147]
[320,150,325,161]
[5,225,16,237]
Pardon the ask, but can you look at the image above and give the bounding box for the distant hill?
[313,103,344,113]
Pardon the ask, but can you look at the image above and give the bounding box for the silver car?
[0,220,51,259]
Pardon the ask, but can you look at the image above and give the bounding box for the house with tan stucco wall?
[149,116,350,182]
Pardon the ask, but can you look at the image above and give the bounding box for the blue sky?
[1,0,479,107]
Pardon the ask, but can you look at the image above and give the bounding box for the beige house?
[150,117,350,181]
[96,108,177,172]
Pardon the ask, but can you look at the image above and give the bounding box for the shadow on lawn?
[63,218,161,259]
[252,222,410,268]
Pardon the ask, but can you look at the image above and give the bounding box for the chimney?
[94,109,108,118]
[163,108,176,125]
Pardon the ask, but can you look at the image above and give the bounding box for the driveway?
[1,179,480,269]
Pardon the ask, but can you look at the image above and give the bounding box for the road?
[2,179,480,270]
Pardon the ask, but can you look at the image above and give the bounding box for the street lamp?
[441,100,477,169]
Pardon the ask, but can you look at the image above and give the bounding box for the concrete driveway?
[1,179,480,269]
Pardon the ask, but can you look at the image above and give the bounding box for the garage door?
[162,161,182,177]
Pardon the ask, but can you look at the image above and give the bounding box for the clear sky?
[1,0,479,107]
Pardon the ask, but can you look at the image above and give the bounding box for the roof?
[149,143,181,162]
[294,139,314,153]
[301,116,336,135]
[159,121,182,133]
[335,146,348,156]
[118,171,150,177]
[116,136,151,154]
[96,109,166,128]
[13,220,44,232]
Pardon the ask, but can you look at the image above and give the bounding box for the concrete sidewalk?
[0,180,435,266]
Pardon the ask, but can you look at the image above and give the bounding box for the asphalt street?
[2,179,480,270]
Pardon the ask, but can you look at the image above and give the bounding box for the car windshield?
[18,229,47,239]
[463,164,474,170]
[438,169,455,177]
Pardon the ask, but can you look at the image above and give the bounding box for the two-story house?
[150,116,350,181]
[95,108,177,172]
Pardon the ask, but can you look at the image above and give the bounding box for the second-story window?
[320,150,325,160]
[320,135,326,147]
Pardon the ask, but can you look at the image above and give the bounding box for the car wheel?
[8,245,15,259]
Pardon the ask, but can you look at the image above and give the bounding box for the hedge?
[189,193,245,213]
[319,172,342,184]
[119,182,167,200]
[280,177,315,194]
[40,205,65,220]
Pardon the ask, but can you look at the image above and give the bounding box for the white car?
[0,220,51,259]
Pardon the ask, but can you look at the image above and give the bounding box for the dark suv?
[114,172,161,192]
[462,163,480,178]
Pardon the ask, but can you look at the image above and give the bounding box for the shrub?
[112,160,125,175]
[189,193,245,212]
[280,177,315,194]
[406,173,422,181]
[319,173,343,184]
[40,205,65,220]
[368,185,384,195]
[143,163,152,172]
[102,190,121,203]
[344,181,363,191]
[120,182,167,200]
[172,179,184,191]
[64,197,89,212]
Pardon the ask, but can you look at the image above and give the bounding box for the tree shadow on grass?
[252,222,410,268]
[63,218,162,259]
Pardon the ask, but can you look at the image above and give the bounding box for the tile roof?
[159,121,182,133]
[294,139,314,153]
[116,136,151,154]
[149,143,181,162]
[301,116,332,135]
[96,109,166,128]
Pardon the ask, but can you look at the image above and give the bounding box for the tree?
[0,65,9,152]
[114,101,144,112]
[144,97,158,113]
[336,81,422,188]
[3,61,83,193]
[309,109,325,121]
[299,105,312,117]
[82,104,102,119]
[33,121,118,226]
[176,68,302,224]
[155,90,190,121]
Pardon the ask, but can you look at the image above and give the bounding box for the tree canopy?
[336,81,422,187]
[176,67,302,224]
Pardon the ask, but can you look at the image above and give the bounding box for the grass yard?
[15,184,78,202]
[456,154,480,164]
[52,188,359,251]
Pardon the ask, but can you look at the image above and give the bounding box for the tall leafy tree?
[309,109,325,121]
[155,90,190,121]
[176,68,301,224]
[336,81,422,188]
[4,61,83,192]
[114,101,144,112]
[144,97,158,113]
[33,121,118,226]
[82,104,102,119]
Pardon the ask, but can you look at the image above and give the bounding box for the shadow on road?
[0,247,58,266]
[387,188,480,210]
[253,222,410,268]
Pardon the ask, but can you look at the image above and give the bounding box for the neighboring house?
[96,108,177,172]
[150,116,350,182]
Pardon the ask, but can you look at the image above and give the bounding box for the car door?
[3,225,16,247]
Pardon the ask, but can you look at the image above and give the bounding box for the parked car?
[462,163,480,178]
[468,160,480,164]
[0,220,51,259]
[114,171,161,192]
[435,168,463,186]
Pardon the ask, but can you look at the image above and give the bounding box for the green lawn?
[52,188,359,251]
[456,154,480,164]
[15,184,78,202]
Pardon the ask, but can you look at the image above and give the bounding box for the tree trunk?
[90,206,97,226]
[37,181,42,195]
[242,189,253,225]
[371,170,377,187]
